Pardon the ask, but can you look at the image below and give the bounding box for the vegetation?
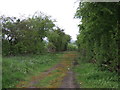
[2,53,63,88]
[73,58,119,88]
[47,28,71,52]
[1,2,120,89]
[67,43,78,51]
[73,2,119,88]
[75,2,119,73]
[1,12,71,56]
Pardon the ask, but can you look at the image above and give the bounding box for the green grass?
[73,59,119,88]
[35,71,61,87]
[2,53,63,88]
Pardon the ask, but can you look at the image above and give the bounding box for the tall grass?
[73,58,119,88]
[2,53,63,88]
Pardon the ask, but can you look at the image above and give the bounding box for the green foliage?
[1,13,53,55]
[47,28,71,52]
[1,12,71,55]
[67,43,78,51]
[73,58,119,88]
[2,53,63,88]
[75,2,119,72]
[2,40,10,56]
[47,42,56,52]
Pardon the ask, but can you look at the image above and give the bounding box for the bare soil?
[60,71,79,88]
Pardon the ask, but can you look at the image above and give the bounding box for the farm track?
[16,52,79,88]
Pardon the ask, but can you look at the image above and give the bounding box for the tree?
[47,27,71,52]
[75,2,119,72]
[1,12,56,55]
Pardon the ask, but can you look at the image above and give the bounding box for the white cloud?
[0,0,80,40]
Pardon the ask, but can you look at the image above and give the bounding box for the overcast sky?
[0,0,80,40]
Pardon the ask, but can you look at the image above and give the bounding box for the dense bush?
[1,12,71,56]
[47,28,71,52]
[1,13,54,55]
[75,2,119,72]
[47,42,56,52]
[67,43,78,51]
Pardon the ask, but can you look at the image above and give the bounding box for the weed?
[73,60,119,88]
[2,53,63,88]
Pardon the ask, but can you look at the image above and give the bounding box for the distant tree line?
[47,27,71,52]
[75,2,119,72]
[1,12,71,56]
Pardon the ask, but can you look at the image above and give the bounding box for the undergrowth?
[73,58,119,88]
[2,53,63,88]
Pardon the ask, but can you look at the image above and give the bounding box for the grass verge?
[2,53,63,88]
[73,58,119,88]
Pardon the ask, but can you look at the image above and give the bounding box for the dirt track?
[59,52,79,88]
[60,71,79,88]
[16,52,79,88]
